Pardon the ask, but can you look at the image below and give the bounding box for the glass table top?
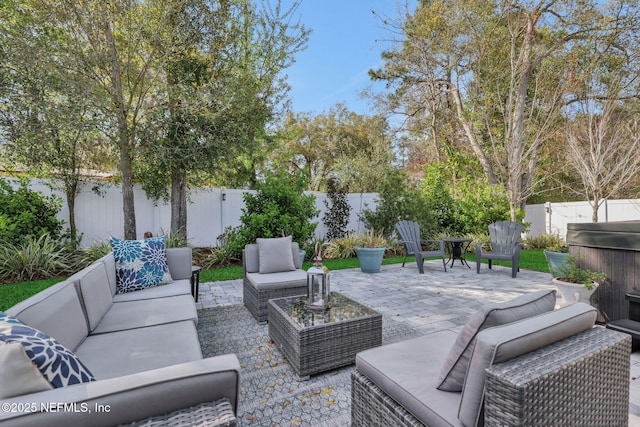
[271,292,379,328]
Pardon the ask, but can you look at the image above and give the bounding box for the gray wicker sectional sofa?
[0,247,240,427]
[352,290,631,427]
[242,237,307,323]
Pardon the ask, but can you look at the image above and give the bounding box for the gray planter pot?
[544,250,570,277]
[355,247,385,273]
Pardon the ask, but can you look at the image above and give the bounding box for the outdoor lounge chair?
[242,236,307,323]
[351,294,631,427]
[395,220,446,273]
[476,221,523,278]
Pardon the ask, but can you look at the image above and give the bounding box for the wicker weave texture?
[351,327,630,427]
[351,370,426,427]
[118,398,237,427]
[268,295,382,379]
[485,327,631,426]
[242,277,307,323]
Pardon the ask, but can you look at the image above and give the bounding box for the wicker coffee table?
[268,292,382,380]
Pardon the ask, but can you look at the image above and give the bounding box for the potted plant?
[355,229,386,273]
[543,245,570,277]
[552,254,605,306]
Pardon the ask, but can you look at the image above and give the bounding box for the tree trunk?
[103,10,136,239]
[120,141,137,239]
[170,169,188,240]
[506,15,536,224]
[64,179,78,248]
[591,197,599,223]
[449,84,497,185]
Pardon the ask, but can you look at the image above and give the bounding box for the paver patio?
[196,261,640,426]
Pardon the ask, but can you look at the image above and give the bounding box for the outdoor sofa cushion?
[97,248,193,303]
[257,236,297,274]
[69,258,197,335]
[6,280,89,351]
[458,302,597,427]
[111,280,192,302]
[0,312,95,398]
[75,320,202,380]
[437,289,556,391]
[90,295,197,334]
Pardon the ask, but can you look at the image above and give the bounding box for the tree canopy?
[273,104,394,192]
[3,0,640,244]
[1,0,309,240]
[372,0,640,219]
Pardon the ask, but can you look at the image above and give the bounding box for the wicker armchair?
[352,304,631,427]
[242,238,307,323]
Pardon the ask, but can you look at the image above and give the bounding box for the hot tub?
[566,221,640,322]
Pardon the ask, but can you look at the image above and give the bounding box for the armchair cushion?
[0,313,95,398]
[356,330,461,426]
[458,303,597,427]
[110,236,173,294]
[437,289,556,391]
[257,236,296,274]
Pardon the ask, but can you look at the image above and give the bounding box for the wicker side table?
[268,292,382,380]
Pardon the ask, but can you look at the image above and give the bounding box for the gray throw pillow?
[257,236,296,274]
[436,289,556,391]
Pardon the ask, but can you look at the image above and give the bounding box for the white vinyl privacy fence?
[524,199,640,240]
[6,178,640,247]
[7,179,378,248]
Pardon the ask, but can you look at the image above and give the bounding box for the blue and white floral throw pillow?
[109,235,174,294]
[0,312,95,392]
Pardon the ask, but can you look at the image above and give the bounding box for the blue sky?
[285,1,416,116]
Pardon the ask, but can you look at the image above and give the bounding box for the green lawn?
[0,277,66,311]
[0,250,550,311]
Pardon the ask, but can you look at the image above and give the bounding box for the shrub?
[360,170,436,238]
[421,163,460,233]
[452,184,513,234]
[523,233,566,250]
[202,227,242,268]
[0,177,65,246]
[72,240,113,269]
[324,234,361,259]
[322,177,351,241]
[324,231,401,259]
[421,163,513,235]
[161,230,189,248]
[0,234,73,281]
[229,171,319,258]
